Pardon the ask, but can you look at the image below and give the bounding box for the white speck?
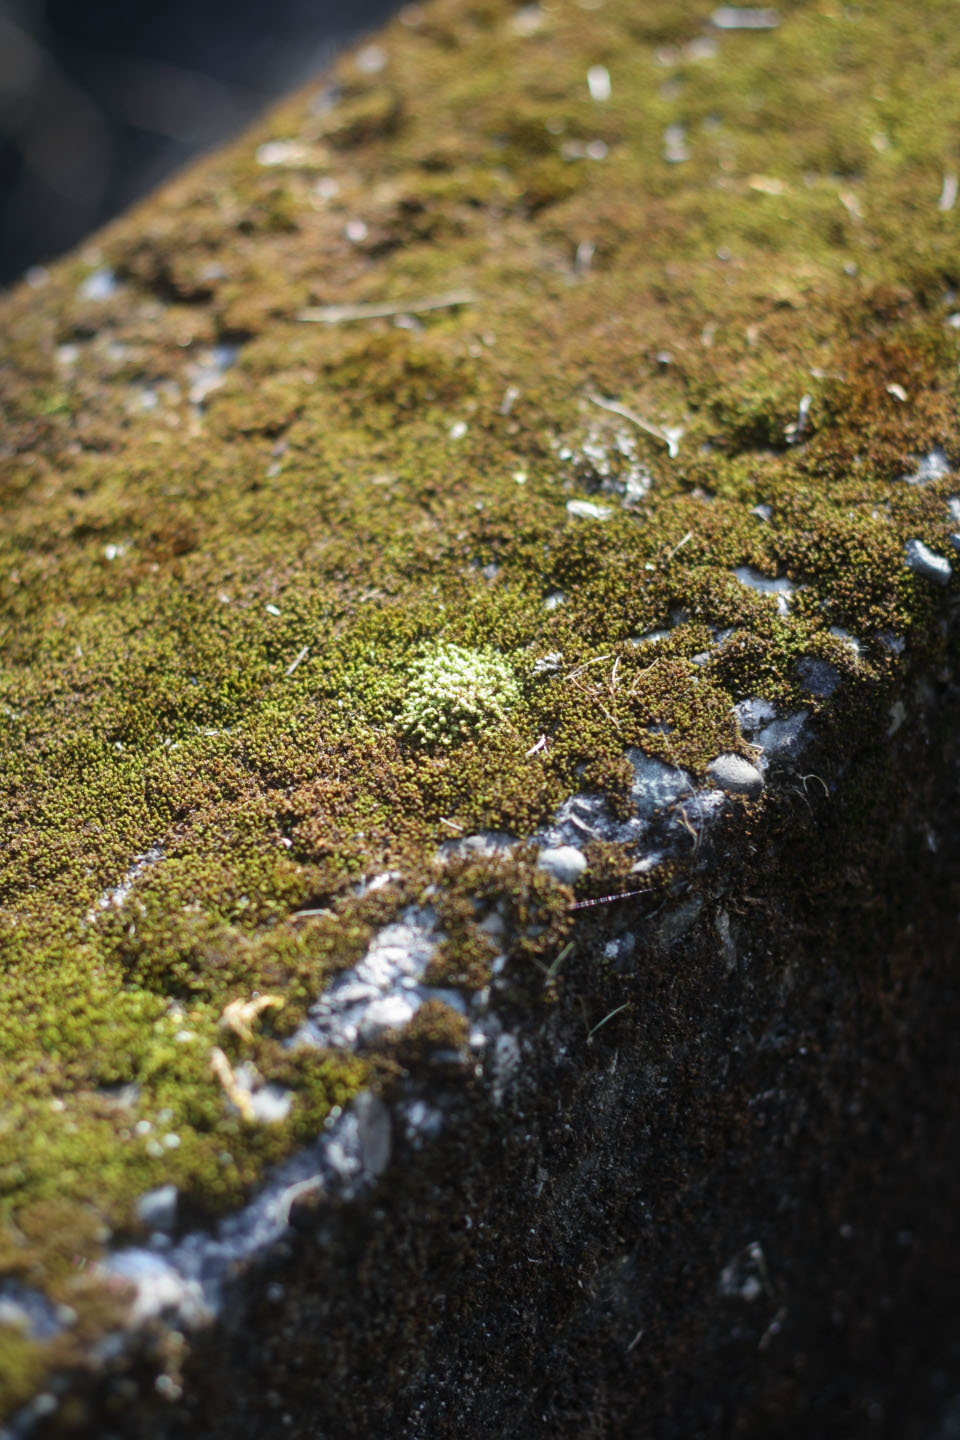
[512,4,544,35]
[586,140,608,160]
[500,384,521,415]
[355,43,386,74]
[939,172,958,213]
[345,218,369,244]
[78,268,118,301]
[886,382,908,402]
[145,1139,164,1158]
[663,124,690,163]
[711,6,779,28]
[887,700,906,737]
[449,419,469,441]
[575,239,595,273]
[248,1086,294,1125]
[163,1133,181,1150]
[587,65,611,102]
[256,140,309,167]
[56,344,79,366]
[314,175,340,201]
[26,265,49,288]
[265,603,282,616]
[567,499,612,520]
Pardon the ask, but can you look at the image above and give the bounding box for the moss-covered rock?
[3,0,960,1433]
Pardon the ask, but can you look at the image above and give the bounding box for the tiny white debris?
[905,538,951,586]
[345,218,369,244]
[314,175,340,200]
[587,65,611,102]
[707,754,764,799]
[537,845,588,886]
[256,139,310,167]
[544,590,566,610]
[712,7,779,29]
[78,268,118,301]
[449,419,469,441]
[886,382,908,402]
[575,239,595,273]
[567,499,612,520]
[26,265,49,288]
[939,172,958,213]
[355,43,386,74]
[56,343,79,366]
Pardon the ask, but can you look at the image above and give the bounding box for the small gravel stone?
[707,754,764,798]
[537,845,587,886]
[905,538,951,586]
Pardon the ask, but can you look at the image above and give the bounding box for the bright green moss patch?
[2,0,960,1411]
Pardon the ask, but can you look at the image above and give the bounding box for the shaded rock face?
[35,677,960,1439]
[4,0,960,1433]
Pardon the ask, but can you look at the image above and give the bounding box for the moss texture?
[1,0,960,1415]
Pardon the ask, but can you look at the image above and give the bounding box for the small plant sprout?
[398,641,521,748]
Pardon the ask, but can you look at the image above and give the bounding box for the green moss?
[1,0,960,1413]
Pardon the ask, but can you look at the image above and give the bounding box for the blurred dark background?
[0,0,402,288]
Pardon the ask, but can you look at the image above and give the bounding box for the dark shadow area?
[0,0,403,287]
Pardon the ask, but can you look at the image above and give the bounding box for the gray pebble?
[706,754,764,798]
[537,845,587,886]
[905,538,952,586]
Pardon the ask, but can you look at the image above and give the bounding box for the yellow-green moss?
[1,0,960,1414]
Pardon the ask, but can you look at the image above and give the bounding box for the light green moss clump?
[398,642,520,748]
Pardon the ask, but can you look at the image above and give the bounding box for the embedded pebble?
[712,5,779,27]
[905,538,952,586]
[755,711,808,762]
[706,754,764,798]
[902,449,950,485]
[567,499,612,521]
[628,750,694,814]
[795,656,841,698]
[733,696,777,735]
[733,565,794,615]
[537,845,587,886]
[135,1184,178,1236]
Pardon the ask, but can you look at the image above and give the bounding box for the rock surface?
[2,0,960,1436]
